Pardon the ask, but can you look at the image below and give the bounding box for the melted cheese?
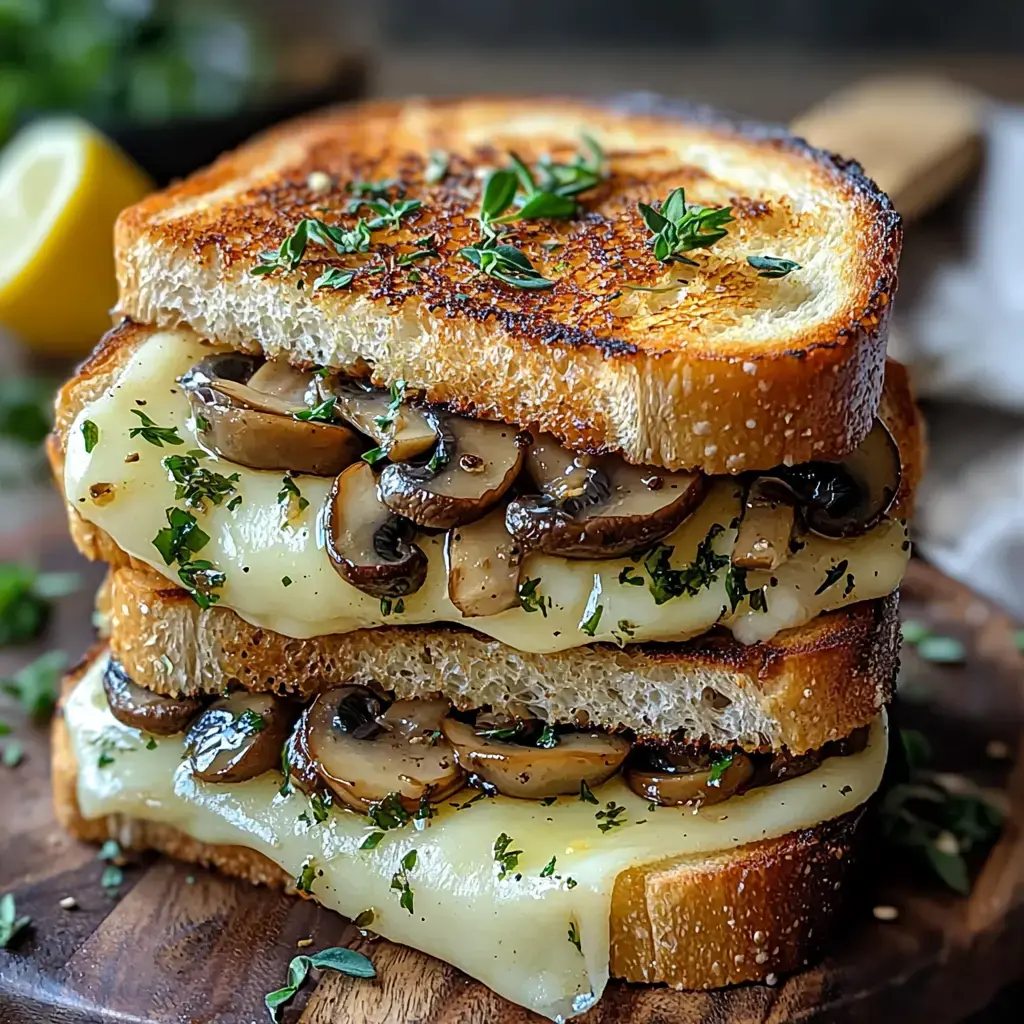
[63,330,910,653]
[67,655,887,1021]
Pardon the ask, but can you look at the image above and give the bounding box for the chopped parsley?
[236,709,266,734]
[264,946,374,1022]
[518,577,551,616]
[282,576,293,587]
[568,920,582,953]
[128,409,183,448]
[367,791,413,832]
[226,494,243,512]
[363,197,422,231]
[579,603,604,637]
[294,396,337,422]
[295,856,318,894]
[595,801,627,832]
[353,909,376,930]
[373,380,407,434]
[747,255,801,278]
[642,524,729,605]
[81,419,99,453]
[540,856,557,877]
[815,559,850,596]
[379,596,405,616]
[618,565,643,587]
[390,849,417,913]
[162,453,239,511]
[725,566,768,613]
[277,475,309,520]
[707,754,734,786]
[0,893,31,949]
[152,507,210,566]
[309,791,332,825]
[360,831,386,851]
[493,833,522,880]
[537,722,558,749]
[361,446,387,465]
[638,188,733,266]
[579,779,598,805]
[396,235,439,266]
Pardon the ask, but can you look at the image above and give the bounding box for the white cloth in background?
[892,104,1024,616]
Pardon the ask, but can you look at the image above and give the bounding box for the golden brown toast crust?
[53,661,865,990]
[112,96,902,473]
[101,564,898,753]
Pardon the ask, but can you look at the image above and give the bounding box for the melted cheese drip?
[67,655,887,1021]
[63,330,910,652]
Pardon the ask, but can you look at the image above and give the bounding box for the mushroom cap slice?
[624,751,754,807]
[524,437,594,501]
[446,508,524,617]
[441,718,631,799]
[303,688,465,813]
[377,414,528,530]
[732,477,796,571]
[506,457,707,559]
[184,691,295,784]
[102,659,203,736]
[322,379,438,463]
[325,462,428,598]
[181,354,363,476]
[781,419,902,538]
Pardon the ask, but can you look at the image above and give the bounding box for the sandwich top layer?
[64,649,889,1020]
[59,325,917,655]
[113,95,901,473]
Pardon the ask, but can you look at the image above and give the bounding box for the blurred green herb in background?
[0,563,80,646]
[0,0,274,142]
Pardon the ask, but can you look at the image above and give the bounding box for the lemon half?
[0,118,153,356]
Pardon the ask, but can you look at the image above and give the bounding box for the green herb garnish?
[815,559,850,596]
[595,801,626,832]
[579,603,603,637]
[747,255,801,278]
[568,920,582,953]
[390,849,417,913]
[81,419,99,453]
[129,409,183,448]
[153,507,210,565]
[264,946,375,1022]
[540,856,557,877]
[707,754,734,786]
[460,242,554,290]
[312,268,355,291]
[493,833,522,880]
[363,198,422,231]
[579,779,598,805]
[277,475,309,517]
[424,151,450,184]
[295,396,337,423]
[642,524,729,605]
[0,893,31,949]
[295,856,317,895]
[518,577,551,616]
[367,791,413,832]
[162,453,239,511]
[0,564,79,647]
[724,566,768,613]
[638,188,733,265]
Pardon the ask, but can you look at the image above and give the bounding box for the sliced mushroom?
[624,749,754,807]
[732,478,796,571]
[446,508,523,617]
[524,438,595,501]
[325,462,428,598]
[103,659,203,736]
[184,691,295,783]
[506,456,707,559]
[181,353,363,475]
[322,379,438,462]
[377,413,527,529]
[781,419,902,538]
[441,718,631,799]
[303,686,465,812]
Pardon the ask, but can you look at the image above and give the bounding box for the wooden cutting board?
[1,559,1022,1024]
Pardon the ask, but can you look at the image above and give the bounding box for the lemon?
[0,118,153,356]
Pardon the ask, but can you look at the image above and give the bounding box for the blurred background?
[0,5,1023,1006]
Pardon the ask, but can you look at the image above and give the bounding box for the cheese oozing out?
[63,329,910,653]
[66,653,888,1021]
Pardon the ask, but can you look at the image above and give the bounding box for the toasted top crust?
[114,95,901,474]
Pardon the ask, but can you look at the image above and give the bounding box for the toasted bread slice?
[112,96,901,473]
[54,660,865,991]
[100,565,897,753]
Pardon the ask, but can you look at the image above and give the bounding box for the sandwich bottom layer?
[57,650,888,1021]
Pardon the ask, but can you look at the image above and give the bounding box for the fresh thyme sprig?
[638,188,733,265]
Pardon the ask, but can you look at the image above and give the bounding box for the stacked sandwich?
[48,97,919,1020]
